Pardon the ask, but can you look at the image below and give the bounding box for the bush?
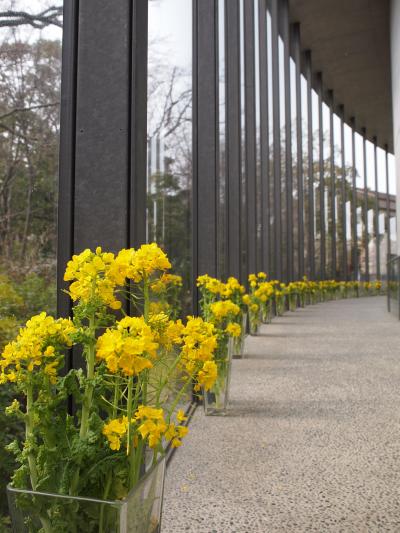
[0,271,56,528]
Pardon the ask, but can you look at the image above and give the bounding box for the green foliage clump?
[0,271,56,527]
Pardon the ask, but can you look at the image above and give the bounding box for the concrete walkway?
[161,297,400,533]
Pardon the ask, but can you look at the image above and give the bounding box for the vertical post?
[350,118,357,280]
[385,145,391,265]
[282,0,293,281]
[328,91,336,278]
[271,0,281,280]
[258,0,270,274]
[317,73,325,279]
[339,105,347,280]
[395,257,400,320]
[57,0,79,323]
[193,0,218,286]
[362,128,369,281]
[384,146,391,310]
[131,1,149,249]
[244,0,257,275]
[304,50,315,279]
[226,0,242,280]
[373,137,380,279]
[58,1,148,374]
[292,23,304,278]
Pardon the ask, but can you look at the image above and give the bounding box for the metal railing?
[387,255,400,319]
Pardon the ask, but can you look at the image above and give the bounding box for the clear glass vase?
[204,337,233,416]
[289,293,297,312]
[261,300,272,324]
[232,313,247,358]
[7,457,166,533]
[275,297,284,316]
[248,309,261,335]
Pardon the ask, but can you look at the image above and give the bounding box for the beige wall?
[391,0,400,254]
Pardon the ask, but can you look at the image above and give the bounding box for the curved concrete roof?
[289,0,392,151]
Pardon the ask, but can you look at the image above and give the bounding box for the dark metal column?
[58,0,148,369]
[282,0,293,281]
[385,145,391,265]
[243,0,257,275]
[193,0,218,282]
[226,0,241,280]
[373,137,380,279]
[271,0,281,280]
[328,91,336,278]
[350,118,357,280]
[292,23,304,278]
[304,50,315,279]
[339,105,347,280]
[258,0,270,274]
[57,0,79,321]
[131,1,149,249]
[362,128,369,281]
[73,2,133,250]
[316,73,325,279]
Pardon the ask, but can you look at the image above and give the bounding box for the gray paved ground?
[161,297,400,533]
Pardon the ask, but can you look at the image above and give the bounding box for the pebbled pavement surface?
[161,297,400,533]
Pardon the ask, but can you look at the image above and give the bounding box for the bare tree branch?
[0,101,59,122]
[0,7,62,29]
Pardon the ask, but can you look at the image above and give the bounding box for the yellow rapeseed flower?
[0,312,75,385]
[209,300,240,321]
[225,322,241,338]
[103,416,129,451]
[64,247,121,309]
[196,360,218,391]
[134,405,167,449]
[96,316,158,376]
[113,243,171,284]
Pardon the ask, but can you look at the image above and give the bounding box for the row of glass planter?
[202,283,382,417]
[7,284,382,532]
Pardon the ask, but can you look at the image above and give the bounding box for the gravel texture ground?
[161,297,400,533]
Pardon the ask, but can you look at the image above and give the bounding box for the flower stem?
[127,376,141,489]
[166,379,191,424]
[143,278,149,321]
[26,384,53,533]
[25,383,38,491]
[79,314,96,440]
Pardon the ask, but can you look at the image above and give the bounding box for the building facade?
[57,0,397,322]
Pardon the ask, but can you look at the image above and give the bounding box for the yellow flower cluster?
[197,274,224,295]
[112,244,171,284]
[113,242,171,285]
[64,247,122,309]
[103,406,190,452]
[150,273,182,294]
[102,416,129,451]
[64,243,172,309]
[180,317,217,365]
[0,312,75,384]
[135,406,168,448]
[225,277,245,294]
[96,316,158,376]
[242,294,251,306]
[254,281,274,302]
[135,406,189,449]
[164,422,189,448]
[179,317,218,390]
[147,313,184,351]
[196,360,218,391]
[225,322,241,338]
[209,300,240,321]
